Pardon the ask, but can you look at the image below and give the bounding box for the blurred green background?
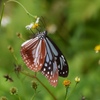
[0,0,100,100]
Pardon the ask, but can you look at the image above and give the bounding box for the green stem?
[21,71,57,100]
[0,1,5,27]
[18,95,22,100]
[67,83,78,100]
[30,91,36,100]
[16,94,22,100]
[64,86,69,100]
[30,94,35,100]
[12,52,18,63]
[5,0,37,18]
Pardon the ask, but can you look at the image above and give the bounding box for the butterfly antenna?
[36,27,41,33]
[30,29,35,34]
[40,16,46,29]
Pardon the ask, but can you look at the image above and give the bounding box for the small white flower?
[35,17,40,24]
[25,17,40,30]
[25,23,34,30]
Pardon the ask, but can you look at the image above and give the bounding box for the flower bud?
[31,81,38,91]
[0,96,8,100]
[75,76,80,83]
[8,45,14,53]
[10,87,18,95]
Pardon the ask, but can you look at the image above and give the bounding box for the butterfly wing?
[41,36,69,87]
[47,36,69,77]
[21,37,46,72]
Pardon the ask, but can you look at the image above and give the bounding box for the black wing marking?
[41,36,69,86]
[45,36,69,77]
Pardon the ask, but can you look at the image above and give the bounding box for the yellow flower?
[63,80,71,86]
[32,23,39,29]
[25,17,40,30]
[94,45,100,53]
[75,76,80,83]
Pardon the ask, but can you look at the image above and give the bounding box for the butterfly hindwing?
[41,38,58,86]
[45,36,69,77]
[41,35,69,86]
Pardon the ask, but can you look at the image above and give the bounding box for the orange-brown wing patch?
[21,37,46,72]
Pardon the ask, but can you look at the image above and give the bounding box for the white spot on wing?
[44,63,47,67]
[40,63,42,67]
[49,61,51,65]
[47,71,49,74]
[58,65,60,68]
[48,67,51,70]
[51,71,53,75]
[43,68,46,71]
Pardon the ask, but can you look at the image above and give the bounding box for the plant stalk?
[21,71,57,100]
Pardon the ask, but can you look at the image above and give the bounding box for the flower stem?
[0,1,5,27]
[67,83,78,100]
[21,71,57,100]
[30,93,35,100]
[5,0,37,18]
[18,95,22,100]
[64,86,69,100]
[30,91,38,100]
[16,94,22,100]
[12,52,18,63]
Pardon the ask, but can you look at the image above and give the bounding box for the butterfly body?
[21,31,69,86]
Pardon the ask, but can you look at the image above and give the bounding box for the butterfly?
[21,30,69,87]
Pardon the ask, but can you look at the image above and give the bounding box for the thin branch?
[0,2,5,27]
[21,70,57,100]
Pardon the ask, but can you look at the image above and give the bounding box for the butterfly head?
[36,30,47,38]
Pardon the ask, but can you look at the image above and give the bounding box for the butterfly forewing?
[21,36,46,72]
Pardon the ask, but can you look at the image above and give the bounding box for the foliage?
[0,0,100,100]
